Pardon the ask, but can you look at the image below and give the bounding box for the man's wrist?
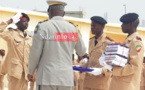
[7,19,13,25]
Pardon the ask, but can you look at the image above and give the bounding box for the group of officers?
[0,0,145,90]
[72,13,145,90]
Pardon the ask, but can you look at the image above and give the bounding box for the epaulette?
[69,22,77,28]
[8,28,17,31]
[38,19,48,24]
[136,36,142,41]
[69,22,75,25]
[69,22,82,38]
[106,36,114,41]
[89,36,95,40]
[34,19,48,34]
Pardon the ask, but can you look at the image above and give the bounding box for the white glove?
[11,12,22,24]
[99,53,113,71]
[103,61,113,71]
[82,58,88,63]
[99,53,105,66]
[87,68,103,76]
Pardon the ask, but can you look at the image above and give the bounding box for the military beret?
[91,16,107,25]
[120,13,139,24]
[21,13,30,21]
[46,0,67,6]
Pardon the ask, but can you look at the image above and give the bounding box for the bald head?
[48,4,65,19]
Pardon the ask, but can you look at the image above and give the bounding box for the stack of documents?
[105,44,129,58]
[99,44,129,67]
[104,54,128,67]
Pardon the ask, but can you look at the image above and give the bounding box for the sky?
[0,0,145,26]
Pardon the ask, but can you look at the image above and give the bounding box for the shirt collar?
[124,32,138,43]
[17,29,30,39]
[126,32,138,41]
[51,16,64,20]
[96,33,106,42]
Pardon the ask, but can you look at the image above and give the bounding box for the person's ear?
[102,25,105,28]
[51,9,54,15]
[130,22,134,27]
[63,12,65,16]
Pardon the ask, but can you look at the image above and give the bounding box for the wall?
[1,7,145,89]
[0,6,145,54]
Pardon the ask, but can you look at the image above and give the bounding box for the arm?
[75,33,86,57]
[102,67,111,76]
[112,40,144,76]
[0,19,12,32]
[28,25,44,75]
[0,12,22,33]
[0,12,22,39]
[0,19,13,40]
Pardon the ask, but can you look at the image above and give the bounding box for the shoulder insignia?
[69,21,82,38]
[136,36,142,41]
[69,22,75,25]
[34,19,48,34]
[136,45,142,52]
[106,36,114,41]
[34,24,39,34]
[8,28,17,31]
[38,19,48,24]
[69,22,78,28]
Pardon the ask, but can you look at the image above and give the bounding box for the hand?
[11,12,22,24]
[77,53,89,63]
[87,68,103,76]
[103,61,113,71]
[98,53,113,71]
[27,74,35,82]
[82,58,88,63]
[0,49,5,56]
[99,53,105,66]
